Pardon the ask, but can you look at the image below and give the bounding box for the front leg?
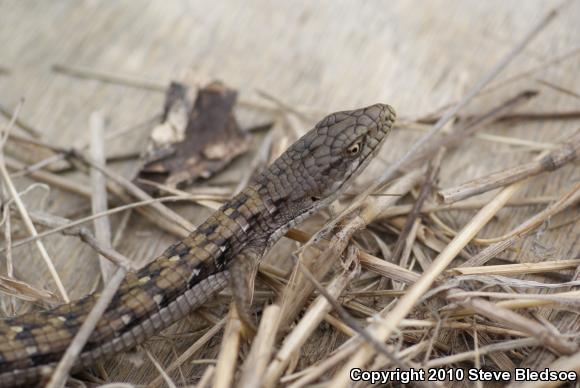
[229,247,262,333]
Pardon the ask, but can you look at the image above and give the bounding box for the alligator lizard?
[0,103,395,387]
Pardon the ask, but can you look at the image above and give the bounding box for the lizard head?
[280,103,396,204]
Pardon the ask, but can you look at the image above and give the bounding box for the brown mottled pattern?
[0,103,395,387]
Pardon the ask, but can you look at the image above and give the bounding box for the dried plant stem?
[234,123,276,195]
[380,195,556,218]
[52,63,167,92]
[449,259,580,276]
[70,159,189,237]
[0,105,69,302]
[0,103,41,137]
[263,253,359,387]
[256,90,314,123]
[484,45,580,95]
[330,177,530,386]
[4,156,92,198]
[277,169,422,330]
[24,210,137,270]
[6,195,190,252]
[46,266,128,388]
[284,230,419,286]
[401,121,559,150]
[144,349,177,388]
[449,290,580,304]
[148,320,226,388]
[498,110,580,121]
[439,131,580,203]
[407,90,537,167]
[1,189,13,278]
[535,78,580,101]
[460,181,580,267]
[89,111,116,281]
[391,155,440,264]
[520,348,580,388]
[73,153,194,233]
[196,365,216,388]
[426,338,538,368]
[239,305,281,388]
[448,294,575,355]
[400,319,526,337]
[358,251,420,285]
[9,153,66,178]
[213,304,242,388]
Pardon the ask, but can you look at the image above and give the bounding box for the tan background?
[1,0,579,384]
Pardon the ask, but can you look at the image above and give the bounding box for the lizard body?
[0,103,395,387]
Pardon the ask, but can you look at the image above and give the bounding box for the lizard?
[0,103,395,387]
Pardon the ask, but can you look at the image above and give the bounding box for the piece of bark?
[137,81,250,191]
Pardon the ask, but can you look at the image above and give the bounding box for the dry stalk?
[400,319,526,337]
[52,63,167,92]
[401,121,559,151]
[407,90,538,168]
[89,111,116,281]
[445,291,580,319]
[294,250,417,381]
[285,339,361,388]
[497,110,580,122]
[9,153,67,178]
[6,195,191,252]
[65,157,189,238]
[0,103,41,137]
[144,349,177,388]
[535,78,580,101]
[460,181,580,267]
[409,46,580,117]
[45,266,128,388]
[439,130,580,203]
[20,206,137,272]
[72,152,194,233]
[1,184,15,314]
[4,156,92,198]
[358,251,420,285]
[239,304,281,387]
[379,195,557,218]
[0,102,69,302]
[233,122,276,195]
[276,169,422,331]
[449,259,580,277]
[0,275,57,304]
[482,45,580,95]
[514,350,580,388]
[256,90,315,124]
[426,338,538,368]
[391,152,441,267]
[446,294,576,355]
[76,113,161,151]
[330,169,537,385]
[323,313,356,337]
[196,365,216,388]
[213,304,242,388]
[148,319,225,388]
[263,250,359,387]
[449,290,580,304]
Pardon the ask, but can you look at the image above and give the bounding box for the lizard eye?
[345,142,362,156]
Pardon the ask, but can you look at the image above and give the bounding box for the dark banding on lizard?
[0,103,396,387]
